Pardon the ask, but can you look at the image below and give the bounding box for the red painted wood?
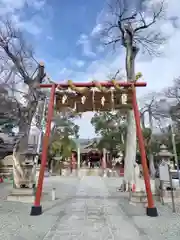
[132,86,155,209]
[39,81,147,88]
[34,84,56,206]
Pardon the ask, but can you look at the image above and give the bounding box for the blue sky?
[19,0,108,81]
[36,0,105,73]
[1,0,180,138]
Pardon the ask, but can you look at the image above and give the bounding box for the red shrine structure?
[30,80,158,217]
[71,139,107,169]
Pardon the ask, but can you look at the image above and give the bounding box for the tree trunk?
[148,109,156,179]
[48,157,52,172]
[124,110,136,184]
[141,113,145,129]
[123,39,138,189]
[51,159,54,173]
[149,154,155,178]
[13,100,38,188]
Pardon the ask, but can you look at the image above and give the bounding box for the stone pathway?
[0,176,180,239]
[44,176,139,240]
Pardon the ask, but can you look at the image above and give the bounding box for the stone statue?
[134,162,140,178]
[133,162,152,193]
[134,162,139,175]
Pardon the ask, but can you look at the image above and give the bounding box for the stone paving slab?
[0,212,57,240]
[43,177,149,240]
[1,176,180,239]
[133,215,180,240]
[0,177,80,240]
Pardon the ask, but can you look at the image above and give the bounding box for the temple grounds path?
[0,176,180,239]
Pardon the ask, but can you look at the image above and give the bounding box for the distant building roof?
[79,138,101,154]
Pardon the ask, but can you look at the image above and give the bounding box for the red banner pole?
[30,84,56,216]
[132,85,158,217]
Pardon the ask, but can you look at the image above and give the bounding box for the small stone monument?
[134,162,141,191]
[157,144,173,166]
[157,144,180,200]
[131,161,157,203]
[7,150,37,203]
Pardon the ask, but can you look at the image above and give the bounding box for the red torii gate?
[30,81,158,217]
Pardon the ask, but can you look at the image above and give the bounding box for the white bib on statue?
[134,163,141,192]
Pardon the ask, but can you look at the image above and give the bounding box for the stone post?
[102,148,107,177]
[77,146,81,169]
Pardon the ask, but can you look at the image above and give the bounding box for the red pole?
[30,84,56,216]
[132,85,158,217]
[39,81,147,88]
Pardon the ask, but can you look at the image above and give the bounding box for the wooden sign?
[113,90,132,109]
[55,88,133,112]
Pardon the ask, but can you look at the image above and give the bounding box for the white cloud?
[96,45,105,53]
[69,51,124,83]
[0,0,45,14]
[164,0,180,18]
[0,0,25,13]
[68,58,85,68]
[20,19,42,35]
[0,0,47,35]
[77,34,96,58]
[27,0,45,10]
[0,0,46,11]
[91,23,103,37]
[75,60,85,68]
[58,68,73,79]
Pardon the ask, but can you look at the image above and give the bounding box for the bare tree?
[139,88,180,176]
[101,0,166,186]
[0,19,46,188]
[140,92,163,178]
[165,77,180,126]
[165,77,180,103]
[107,69,124,80]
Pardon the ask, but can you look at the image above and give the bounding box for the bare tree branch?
[134,1,165,32]
[102,0,166,55]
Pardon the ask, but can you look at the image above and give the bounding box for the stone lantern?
[157,144,173,168]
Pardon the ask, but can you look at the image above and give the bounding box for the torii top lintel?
[39,81,146,113]
[39,81,146,88]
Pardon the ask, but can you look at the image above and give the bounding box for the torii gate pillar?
[132,86,158,217]
[30,84,56,216]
